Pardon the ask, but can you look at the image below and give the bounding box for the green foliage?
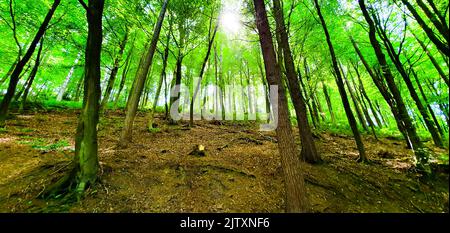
[19,137,71,152]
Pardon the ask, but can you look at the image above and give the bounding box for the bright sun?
[220,11,242,35]
[220,0,243,37]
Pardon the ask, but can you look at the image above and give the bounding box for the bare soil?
[0,109,448,213]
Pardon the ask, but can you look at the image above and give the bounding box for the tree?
[119,0,169,147]
[0,0,61,127]
[44,0,104,196]
[253,0,308,212]
[314,0,367,162]
[359,0,430,173]
[272,0,321,163]
[190,14,219,127]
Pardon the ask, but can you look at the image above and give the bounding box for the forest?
[0,0,448,213]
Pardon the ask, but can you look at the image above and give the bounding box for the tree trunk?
[44,0,104,197]
[0,58,18,84]
[400,0,449,56]
[119,0,168,146]
[315,0,367,162]
[57,52,82,101]
[322,82,335,123]
[351,61,383,128]
[253,0,308,212]
[0,0,61,127]
[113,40,134,109]
[257,54,271,123]
[415,0,449,43]
[74,73,84,102]
[373,13,444,147]
[273,0,320,163]
[351,37,412,145]
[20,36,45,111]
[359,0,430,173]
[101,29,129,110]
[409,62,445,138]
[190,20,218,127]
[339,63,368,132]
[147,33,170,130]
[412,32,449,87]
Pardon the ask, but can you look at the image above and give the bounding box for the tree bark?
[409,62,445,138]
[147,33,170,130]
[415,0,449,43]
[322,82,335,123]
[113,38,135,109]
[351,36,412,146]
[339,62,368,132]
[412,32,449,87]
[351,61,383,128]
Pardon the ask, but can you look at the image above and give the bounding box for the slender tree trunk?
[322,82,335,123]
[14,64,33,101]
[119,0,168,146]
[0,0,61,127]
[147,33,170,130]
[374,101,388,127]
[351,37,413,145]
[0,58,18,84]
[374,14,444,147]
[273,0,320,163]
[415,0,449,42]
[20,36,45,111]
[57,52,82,101]
[349,69,378,139]
[257,55,271,123]
[425,0,448,30]
[315,0,367,162]
[113,40,134,109]
[409,63,445,138]
[190,21,218,127]
[339,63,368,131]
[253,0,308,212]
[359,0,430,172]
[101,29,129,111]
[400,0,449,56]
[74,73,84,102]
[351,61,383,128]
[412,32,449,87]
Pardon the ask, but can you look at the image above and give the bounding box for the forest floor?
[0,109,448,213]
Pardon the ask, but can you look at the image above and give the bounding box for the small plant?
[19,138,71,152]
[148,127,161,133]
